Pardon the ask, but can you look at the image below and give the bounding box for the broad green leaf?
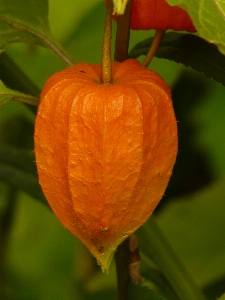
[192,80,225,177]
[128,282,167,300]
[166,0,225,55]
[137,218,206,300]
[129,32,225,86]
[0,161,44,203]
[0,52,40,101]
[0,0,50,47]
[0,145,45,203]
[215,0,225,16]
[218,294,225,300]
[0,145,36,174]
[0,0,73,65]
[0,19,45,47]
[0,103,44,204]
[0,80,39,106]
[140,253,175,297]
[6,193,79,300]
[154,177,225,287]
[0,0,49,32]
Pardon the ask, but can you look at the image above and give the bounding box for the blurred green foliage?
[0,0,225,299]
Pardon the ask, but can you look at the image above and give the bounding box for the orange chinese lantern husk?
[34,59,178,271]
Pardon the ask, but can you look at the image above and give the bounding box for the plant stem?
[115,239,130,300]
[11,94,39,106]
[142,30,165,67]
[44,38,74,67]
[100,0,114,84]
[113,2,133,299]
[128,234,142,284]
[114,0,132,62]
[137,216,207,300]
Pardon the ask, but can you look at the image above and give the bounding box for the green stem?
[44,38,74,67]
[142,30,165,67]
[114,0,132,62]
[100,0,113,84]
[10,94,39,106]
[137,216,207,300]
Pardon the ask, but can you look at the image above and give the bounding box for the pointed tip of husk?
[95,246,116,273]
[89,234,130,272]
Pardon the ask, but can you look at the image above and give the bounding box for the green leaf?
[0,80,39,106]
[0,145,46,203]
[129,32,225,86]
[192,80,225,177]
[6,192,79,300]
[0,18,47,49]
[0,0,73,65]
[0,0,50,31]
[128,282,167,300]
[155,177,225,287]
[0,52,40,98]
[0,145,36,174]
[137,218,207,300]
[0,0,50,47]
[218,294,225,300]
[166,0,225,55]
[0,161,44,203]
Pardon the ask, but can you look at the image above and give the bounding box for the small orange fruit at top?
[106,0,196,32]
